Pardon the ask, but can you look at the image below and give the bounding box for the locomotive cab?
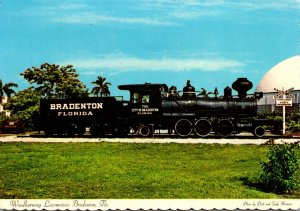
[118,83,168,136]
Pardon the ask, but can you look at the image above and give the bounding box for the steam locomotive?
[39,78,273,138]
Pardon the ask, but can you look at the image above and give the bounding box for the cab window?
[132,93,141,103]
[142,95,149,103]
[132,93,150,104]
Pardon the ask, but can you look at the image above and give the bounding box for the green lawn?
[0,142,298,199]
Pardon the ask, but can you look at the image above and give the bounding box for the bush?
[260,141,300,194]
[287,120,300,133]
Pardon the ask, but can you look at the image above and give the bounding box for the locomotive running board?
[163,113,195,116]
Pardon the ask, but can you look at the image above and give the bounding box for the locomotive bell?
[182,80,196,99]
[232,78,253,99]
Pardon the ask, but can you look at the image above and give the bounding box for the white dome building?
[256,55,300,113]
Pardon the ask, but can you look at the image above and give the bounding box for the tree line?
[0,63,112,130]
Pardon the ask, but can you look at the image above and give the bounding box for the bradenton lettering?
[50,103,103,110]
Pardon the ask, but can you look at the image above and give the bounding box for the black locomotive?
[39,78,273,137]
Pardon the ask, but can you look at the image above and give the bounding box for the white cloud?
[62,55,244,73]
[16,0,298,27]
[151,0,299,10]
[142,0,224,8]
[54,13,174,26]
[170,10,218,19]
[57,3,87,10]
[140,0,299,23]
[225,1,300,11]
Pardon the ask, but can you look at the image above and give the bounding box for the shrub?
[287,120,300,133]
[260,141,300,194]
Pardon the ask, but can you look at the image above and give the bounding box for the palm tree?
[0,79,18,103]
[91,76,111,97]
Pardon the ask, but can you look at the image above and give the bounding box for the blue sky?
[1,0,299,98]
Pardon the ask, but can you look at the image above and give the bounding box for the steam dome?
[256,56,300,93]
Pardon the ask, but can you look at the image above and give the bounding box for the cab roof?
[118,83,168,92]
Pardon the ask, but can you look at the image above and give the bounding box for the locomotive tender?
[40,78,272,137]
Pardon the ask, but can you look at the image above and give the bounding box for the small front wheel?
[253,126,266,137]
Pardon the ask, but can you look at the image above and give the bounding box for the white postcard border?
[0,199,299,210]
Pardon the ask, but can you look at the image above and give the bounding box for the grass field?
[0,142,298,199]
